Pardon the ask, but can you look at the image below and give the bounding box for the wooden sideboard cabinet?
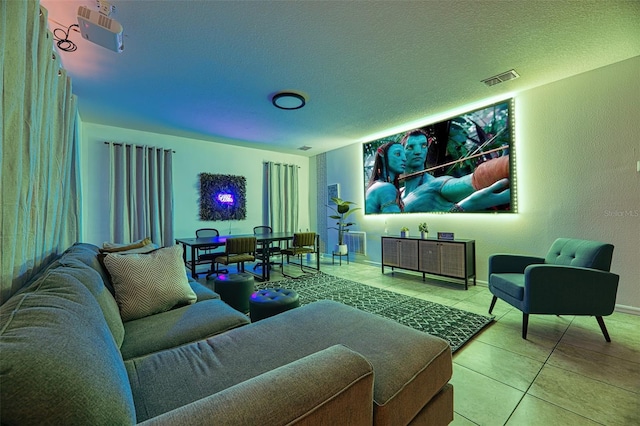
[381,236,476,289]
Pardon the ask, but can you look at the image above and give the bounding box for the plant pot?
[421,231,427,239]
[400,231,408,238]
[335,244,348,255]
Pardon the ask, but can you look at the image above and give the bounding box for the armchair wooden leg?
[489,296,498,314]
[522,313,529,339]
[596,316,612,342]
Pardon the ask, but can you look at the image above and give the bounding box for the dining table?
[175,232,320,281]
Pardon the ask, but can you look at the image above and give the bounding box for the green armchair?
[488,238,619,341]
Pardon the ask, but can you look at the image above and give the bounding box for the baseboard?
[615,304,640,315]
[475,279,488,287]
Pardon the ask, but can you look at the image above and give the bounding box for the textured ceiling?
[41,0,640,156]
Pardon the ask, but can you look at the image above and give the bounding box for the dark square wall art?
[199,173,247,221]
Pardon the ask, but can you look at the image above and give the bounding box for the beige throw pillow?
[101,237,152,253]
[102,245,196,321]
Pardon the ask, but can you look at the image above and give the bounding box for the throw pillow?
[101,238,152,253]
[112,243,159,254]
[97,243,161,296]
[102,245,197,321]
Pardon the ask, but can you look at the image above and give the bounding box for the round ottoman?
[213,273,255,313]
[249,288,300,322]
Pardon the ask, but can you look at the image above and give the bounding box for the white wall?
[322,56,640,311]
[80,124,311,246]
[78,57,639,310]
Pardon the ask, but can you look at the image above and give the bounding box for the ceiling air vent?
[481,69,520,87]
[298,146,312,151]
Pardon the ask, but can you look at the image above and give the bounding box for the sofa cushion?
[103,245,197,321]
[63,242,114,291]
[126,300,451,425]
[0,268,136,425]
[54,257,125,348]
[489,273,525,301]
[120,298,250,360]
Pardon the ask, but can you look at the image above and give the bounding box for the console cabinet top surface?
[382,236,475,243]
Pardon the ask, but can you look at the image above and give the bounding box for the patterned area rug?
[257,271,494,353]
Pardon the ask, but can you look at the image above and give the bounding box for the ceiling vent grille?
[482,69,520,87]
[298,146,312,151]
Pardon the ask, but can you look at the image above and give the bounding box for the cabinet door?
[439,242,466,278]
[398,239,419,270]
[382,238,400,267]
[418,240,440,274]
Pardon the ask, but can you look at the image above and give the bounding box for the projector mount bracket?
[97,0,116,17]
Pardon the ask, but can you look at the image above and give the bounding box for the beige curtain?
[1,1,81,303]
[107,143,174,247]
[265,162,299,234]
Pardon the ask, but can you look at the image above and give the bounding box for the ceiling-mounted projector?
[77,5,124,52]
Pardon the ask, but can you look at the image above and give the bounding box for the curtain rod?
[263,161,300,168]
[104,141,175,153]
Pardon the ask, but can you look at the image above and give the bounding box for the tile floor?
[198,256,640,426]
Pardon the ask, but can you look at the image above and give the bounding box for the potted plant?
[400,227,409,238]
[329,197,360,255]
[418,223,429,239]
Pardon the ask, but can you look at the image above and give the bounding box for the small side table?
[332,251,349,265]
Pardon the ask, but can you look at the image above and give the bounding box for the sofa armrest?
[489,254,545,275]
[139,344,374,426]
[525,264,620,315]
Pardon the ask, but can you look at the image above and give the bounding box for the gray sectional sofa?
[0,242,453,425]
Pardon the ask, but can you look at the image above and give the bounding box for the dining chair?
[214,237,257,274]
[281,232,317,277]
[253,226,283,271]
[195,228,226,278]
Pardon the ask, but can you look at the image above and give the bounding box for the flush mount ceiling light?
[272,92,306,110]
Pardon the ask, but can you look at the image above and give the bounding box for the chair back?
[292,232,316,249]
[545,238,614,271]
[254,225,282,252]
[225,237,257,256]
[253,226,273,235]
[196,228,219,238]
